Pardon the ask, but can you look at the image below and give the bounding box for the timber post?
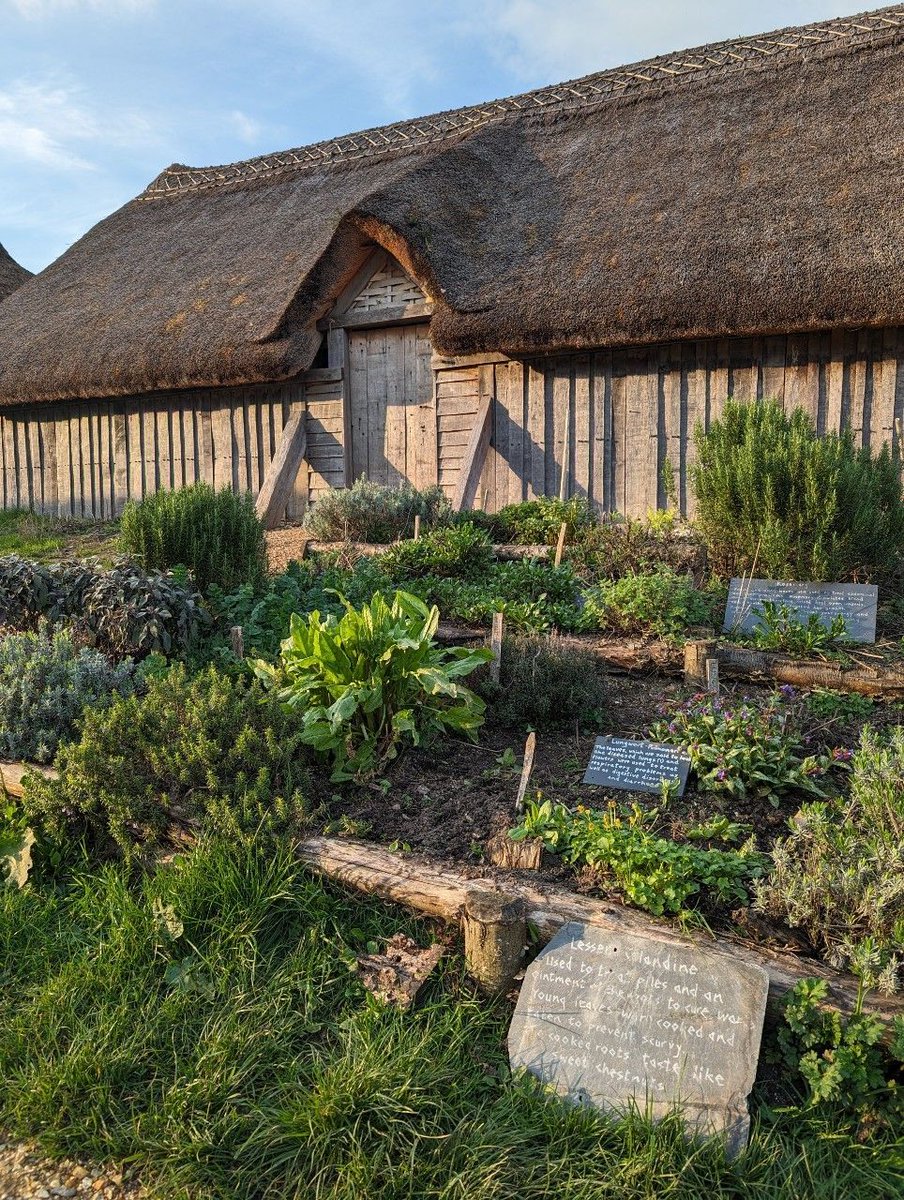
[463,888,527,995]
[684,639,718,687]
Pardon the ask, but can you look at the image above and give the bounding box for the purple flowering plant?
[651,691,850,805]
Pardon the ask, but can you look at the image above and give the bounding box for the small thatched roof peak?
[0,243,31,304]
[1,5,904,405]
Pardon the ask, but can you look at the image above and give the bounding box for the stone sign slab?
[724,578,878,644]
[583,736,691,796]
[508,923,769,1155]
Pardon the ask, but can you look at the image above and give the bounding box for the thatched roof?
[0,243,31,304]
[2,6,904,405]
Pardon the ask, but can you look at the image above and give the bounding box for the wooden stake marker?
[230,625,245,659]
[463,888,527,995]
[553,521,568,568]
[515,731,537,814]
[413,514,421,540]
[490,611,505,684]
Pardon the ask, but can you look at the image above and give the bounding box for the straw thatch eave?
[0,243,31,304]
[1,6,903,405]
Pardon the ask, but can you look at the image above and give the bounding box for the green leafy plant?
[120,482,267,593]
[651,691,844,805]
[475,633,606,730]
[0,626,137,763]
[22,664,310,861]
[254,591,491,781]
[511,797,765,917]
[754,726,904,984]
[744,601,849,655]
[804,688,874,723]
[778,978,904,1120]
[562,516,707,582]
[691,399,904,581]
[488,497,597,546]
[582,567,720,640]
[0,554,207,659]
[304,479,451,543]
[380,522,494,581]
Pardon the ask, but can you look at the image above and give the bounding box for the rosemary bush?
[120,483,267,593]
[691,399,904,581]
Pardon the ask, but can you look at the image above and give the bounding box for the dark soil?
[321,671,904,869]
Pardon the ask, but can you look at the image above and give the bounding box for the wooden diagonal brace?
[256,409,308,529]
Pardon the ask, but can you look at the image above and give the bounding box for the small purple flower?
[780,684,797,698]
[716,769,727,782]
[832,747,853,762]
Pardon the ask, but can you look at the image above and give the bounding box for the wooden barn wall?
[0,374,344,519]
[438,328,904,517]
[4,328,904,522]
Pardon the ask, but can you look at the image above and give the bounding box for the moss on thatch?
[0,7,903,405]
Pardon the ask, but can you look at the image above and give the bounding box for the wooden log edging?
[295,835,904,1027]
[685,639,904,698]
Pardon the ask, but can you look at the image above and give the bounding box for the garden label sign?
[724,578,878,644]
[583,736,691,796]
[508,922,769,1155]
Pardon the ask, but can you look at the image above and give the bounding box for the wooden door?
[347,323,436,488]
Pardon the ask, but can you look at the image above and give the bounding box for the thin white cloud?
[230,109,262,144]
[7,0,155,17]
[476,1,869,81]
[0,78,159,171]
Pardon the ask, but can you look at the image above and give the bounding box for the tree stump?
[463,889,527,995]
[684,639,717,687]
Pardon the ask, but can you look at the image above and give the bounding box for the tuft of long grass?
[1,837,902,1199]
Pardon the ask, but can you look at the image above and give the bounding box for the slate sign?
[508,922,769,1155]
[583,736,691,796]
[724,577,878,644]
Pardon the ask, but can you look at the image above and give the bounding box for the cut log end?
[463,888,527,995]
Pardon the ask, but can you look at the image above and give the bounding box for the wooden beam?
[432,352,512,369]
[255,408,308,529]
[451,392,493,512]
[318,302,433,332]
[301,367,344,384]
[327,328,353,487]
[295,835,904,1027]
[331,249,388,318]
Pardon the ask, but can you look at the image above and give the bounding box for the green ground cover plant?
[254,590,490,781]
[512,797,765,917]
[754,725,904,987]
[380,521,494,580]
[303,478,452,543]
[22,664,309,861]
[651,691,845,806]
[0,626,137,763]
[121,482,267,593]
[0,508,65,558]
[476,633,607,730]
[582,566,721,640]
[691,399,904,581]
[2,835,902,1200]
[0,554,207,658]
[487,496,598,545]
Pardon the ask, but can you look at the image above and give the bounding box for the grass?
[0,509,119,562]
[2,837,902,1199]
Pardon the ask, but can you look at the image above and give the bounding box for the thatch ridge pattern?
[144,6,904,195]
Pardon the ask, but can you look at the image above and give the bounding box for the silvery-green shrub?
[0,626,137,763]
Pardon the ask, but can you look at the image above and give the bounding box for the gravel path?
[0,1138,142,1200]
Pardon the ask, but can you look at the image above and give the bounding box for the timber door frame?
[321,248,435,489]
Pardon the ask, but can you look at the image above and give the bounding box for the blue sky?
[1,0,867,272]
